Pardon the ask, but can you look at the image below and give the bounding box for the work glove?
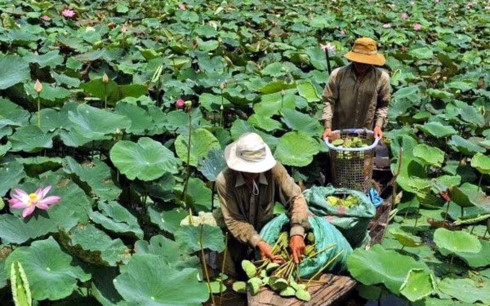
[257,240,285,264]
[289,235,306,264]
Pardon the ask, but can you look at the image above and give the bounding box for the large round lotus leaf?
[438,278,490,305]
[0,55,30,90]
[147,207,188,236]
[253,91,296,117]
[59,128,99,147]
[113,254,208,305]
[89,267,124,306]
[413,144,445,167]
[110,137,180,181]
[197,148,227,182]
[347,244,430,294]
[275,132,320,167]
[433,228,481,254]
[399,269,436,302]
[114,102,154,135]
[80,78,147,104]
[68,104,131,140]
[280,109,323,136]
[470,153,490,174]
[409,47,434,60]
[449,135,485,156]
[24,82,71,105]
[59,223,131,266]
[164,109,203,134]
[175,128,220,167]
[199,93,232,111]
[89,201,143,239]
[297,80,320,102]
[175,224,225,253]
[0,98,30,127]
[0,142,11,157]
[0,175,91,244]
[450,183,478,208]
[5,237,91,301]
[389,230,422,248]
[455,240,490,268]
[64,157,121,201]
[0,161,25,197]
[248,114,283,132]
[31,108,72,133]
[9,125,53,152]
[24,50,63,68]
[186,177,212,211]
[391,135,427,193]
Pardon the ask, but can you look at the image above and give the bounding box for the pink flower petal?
[37,196,61,208]
[22,206,36,218]
[13,189,30,202]
[40,185,52,198]
[8,199,29,209]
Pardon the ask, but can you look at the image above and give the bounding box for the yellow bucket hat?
[344,37,386,66]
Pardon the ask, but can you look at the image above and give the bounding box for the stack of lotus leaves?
[233,230,336,302]
[326,194,359,208]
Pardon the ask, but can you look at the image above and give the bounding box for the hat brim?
[344,51,386,66]
[224,142,276,173]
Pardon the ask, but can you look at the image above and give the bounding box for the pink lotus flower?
[339,30,345,35]
[413,23,422,30]
[400,12,409,20]
[40,15,51,21]
[383,23,392,28]
[8,186,61,218]
[320,43,336,54]
[62,9,75,18]
[175,98,185,109]
[178,3,186,10]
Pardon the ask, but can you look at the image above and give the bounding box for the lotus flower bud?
[34,80,43,93]
[102,73,109,83]
[175,98,185,109]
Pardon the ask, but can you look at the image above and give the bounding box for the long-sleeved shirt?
[216,163,309,247]
[322,64,391,130]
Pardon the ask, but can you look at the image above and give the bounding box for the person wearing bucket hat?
[322,37,391,139]
[215,132,310,279]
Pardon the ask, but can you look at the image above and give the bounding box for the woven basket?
[325,129,380,192]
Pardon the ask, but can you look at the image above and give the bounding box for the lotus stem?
[181,110,193,211]
[306,250,344,287]
[37,95,41,127]
[306,243,336,259]
[200,225,215,305]
[104,83,108,109]
[220,87,224,127]
[219,233,228,306]
[448,254,454,274]
[477,174,483,192]
[444,201,451,222]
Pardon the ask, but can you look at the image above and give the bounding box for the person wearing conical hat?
[216,132,310,280]
[322,37,391,139]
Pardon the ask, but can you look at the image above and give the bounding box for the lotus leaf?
[5,237,91,301]
[90,201,143,239]
[253,91,296,117]
[114,103,154,135]
[297,80,320,102]
[24,82,71,104]
[455,240,490,268]
[175,224,225,253]
[275,132,320,167]
[110,137,180,181]
[24,50,63,68]
[90,267,124,306]
[113,254,208,305]
[33,108,72,133]
[433,228,481,254]
[0,98,30,127]
[81,78,147,104]
[197,147,227,182]
[399,269,436,302]
[390,230,423,248]
[10,261,32,306]
[248,114,283,132]
[347,244,430,294]
[199,93,232,111]
[438,278,490,305]
[280,108,323,136]
[186,178,213,211]
[449,135,485,156]
[147,207,188,235]
[413,144,445,167]
[0,161,25,197]
[470,153,490,174]
[175,128,220,167]
[0,55,30,90]
[9,125,53,152]
[415,122,457,138]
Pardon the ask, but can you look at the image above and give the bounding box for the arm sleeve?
[273,164,310,237]
[322,68,341,129]
[375,70,391,128]
[216,173,262,247]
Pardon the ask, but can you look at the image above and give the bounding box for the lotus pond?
[0,0,489,305]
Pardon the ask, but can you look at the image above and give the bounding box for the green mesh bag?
[304,185,376,248]
[259,214,352,278]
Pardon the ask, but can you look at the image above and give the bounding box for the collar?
[235,172,268,187]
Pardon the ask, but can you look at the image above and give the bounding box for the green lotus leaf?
[9,125,53,152]
[409,47,434,60]
[433,228,481,254]
[186,177,212,211]
[280,108,323,136]
[164,109,203,133]
[248,114,283,132]
[24,82,71,104]
[175,128,220,167]
[258,80,296,94]
[110,137,180,181]
[399,269,436,302]
[391,135,427,193]
[449,135,485,156]
[455,240,490,268]
[64,157,121,201]
[253,91,296,117]
[0,175,91,244]
[59,128,100,147]
[261,62,287,77]
[51,71,81,88]
[0,98,30,127]
[68,104,131,140]
[199,93,232,111]
[5,237,91,301]
[175,224,225,253]
[450,183,481,208]
[275,132,320,167]
[425,89,453,99]
[90,201,143,239]
[458,103,485,127]
[113,254,208,305]
[413,144,445,167]
[0,55,30,90]
[470,153,490,174]
[147,207,188,235]
[10,261,32,306]
[59,223,130,266]
[305,47,328,70]
[114,103,154,135]
[433,175,461,189]
[89,267,124,306]
[0,142,11,157]
[347,244,430,294]
[197,147,227,182]
[390,230,423,248]
[0,161,25,197]
[81,78,147,104]
[24,50,63,68]
[438,278,490,305]
[297,80,320,102]
[415,122,457,138]
[32,108,72,133]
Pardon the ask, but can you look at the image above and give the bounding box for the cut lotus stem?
[306,243,336,259]
[306,250,344,287]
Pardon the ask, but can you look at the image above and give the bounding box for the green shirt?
[216,163,309,247]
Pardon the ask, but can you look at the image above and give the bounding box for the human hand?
[322,128,333,140]
[257,241,285,264]
[289,235,305,264]
[374,126,383,139]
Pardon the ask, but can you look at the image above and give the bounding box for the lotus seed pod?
[296,289,311,301]
[279,286,296,297]
[241,260,257,279]
[232,281,247,293]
